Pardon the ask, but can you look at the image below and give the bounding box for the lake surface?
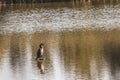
[0,1,120,80]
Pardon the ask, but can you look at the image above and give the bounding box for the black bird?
[36,43,44,62]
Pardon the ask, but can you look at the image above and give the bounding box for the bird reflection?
[37,57,45,74]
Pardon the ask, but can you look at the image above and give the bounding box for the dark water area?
[0,1,120,80]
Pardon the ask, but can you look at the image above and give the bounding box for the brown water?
[0,1,120,80]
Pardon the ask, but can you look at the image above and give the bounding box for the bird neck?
[40,48,44,55]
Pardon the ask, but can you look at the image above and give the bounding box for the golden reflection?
[0,35,10,62]
[59,29,120,79]
[0,29,120,79]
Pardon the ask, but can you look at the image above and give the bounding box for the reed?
[0,0,119,4]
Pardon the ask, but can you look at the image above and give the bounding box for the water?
[0,1,120,80]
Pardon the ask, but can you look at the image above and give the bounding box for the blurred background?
[0,0,120,80]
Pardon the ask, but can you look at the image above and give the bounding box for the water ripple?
[0,6,120,34]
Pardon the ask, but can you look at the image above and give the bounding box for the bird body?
[36,43,44,62]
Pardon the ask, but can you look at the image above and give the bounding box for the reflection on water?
[37,62,45,74]
[0,30,120,80]
[0,1,120,80]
